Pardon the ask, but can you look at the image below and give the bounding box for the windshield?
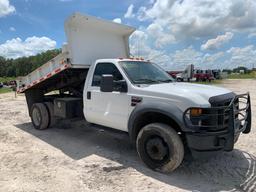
[120,61,174,84]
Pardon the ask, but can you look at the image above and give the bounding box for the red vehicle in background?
[167,65,215,82]
[167,71,182,79]
[194,69,214,82]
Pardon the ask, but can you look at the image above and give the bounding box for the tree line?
[1,49,253,78]
[0,49,61,77]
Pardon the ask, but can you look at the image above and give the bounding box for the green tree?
[0,49,61,77]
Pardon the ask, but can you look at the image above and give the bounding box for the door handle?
[87,91,91,100]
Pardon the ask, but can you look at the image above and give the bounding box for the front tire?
[31,103,50,130]
[136,123,184,173]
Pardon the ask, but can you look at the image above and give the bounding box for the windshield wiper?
[134,79,160,84]
[157,79,173,83]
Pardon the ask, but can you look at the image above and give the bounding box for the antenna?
[137,37,140,58]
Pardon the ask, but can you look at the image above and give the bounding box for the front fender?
[128,101,188,143]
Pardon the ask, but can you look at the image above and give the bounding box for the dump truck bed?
[16,52,87,93]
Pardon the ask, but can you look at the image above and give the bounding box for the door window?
[92,63,123,87]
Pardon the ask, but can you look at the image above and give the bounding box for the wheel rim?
[145,136,169,162]
[32,107,41,126]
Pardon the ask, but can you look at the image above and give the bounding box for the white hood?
[136,82,232,109]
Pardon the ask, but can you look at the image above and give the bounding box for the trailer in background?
[194,69,214,82]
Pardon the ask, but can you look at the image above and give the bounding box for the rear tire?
[44,102,57,128]
[31,103,49,130]
[136,123,184,173]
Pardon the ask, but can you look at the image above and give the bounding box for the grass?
[192,79,223,85]
[0,77,16,94]
[0,77,16,82]
[227,71,256,79]
[0,87,13,94]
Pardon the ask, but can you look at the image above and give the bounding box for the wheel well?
[131,112,184,143]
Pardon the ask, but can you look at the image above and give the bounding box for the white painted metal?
[64,13,135,65]
[84,60,132,131]
[83,59,232,131]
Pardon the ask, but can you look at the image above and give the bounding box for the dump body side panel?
[16,52,71,93]
[64,13,135,66]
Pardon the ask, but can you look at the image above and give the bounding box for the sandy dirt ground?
[0,79,256,192]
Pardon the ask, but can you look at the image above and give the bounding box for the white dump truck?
[17,13,251,172]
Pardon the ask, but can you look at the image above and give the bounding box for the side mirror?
[100,74,113,92]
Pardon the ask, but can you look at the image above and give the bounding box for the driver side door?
[85,62,130,131]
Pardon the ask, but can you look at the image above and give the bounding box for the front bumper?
[183,93,251,156]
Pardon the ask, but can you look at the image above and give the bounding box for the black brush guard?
[184,93,251,153]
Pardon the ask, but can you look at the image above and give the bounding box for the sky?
[0,0,256,70]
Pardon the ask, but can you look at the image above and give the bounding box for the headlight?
[184,106,231,131]
[185,108,204,127]
[189,108,203,116]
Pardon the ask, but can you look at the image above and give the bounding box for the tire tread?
[31,103,49,130]
[136,123,184,173]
